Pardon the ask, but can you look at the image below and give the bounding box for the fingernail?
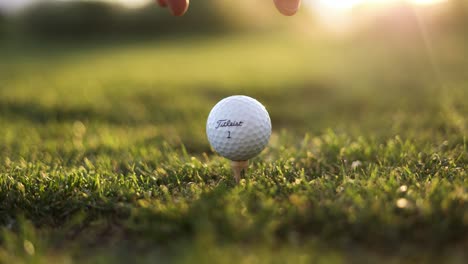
[274,0,301,16]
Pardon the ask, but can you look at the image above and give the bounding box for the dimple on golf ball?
[206,95,272,161]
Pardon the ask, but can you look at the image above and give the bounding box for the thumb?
[273,0,301,16]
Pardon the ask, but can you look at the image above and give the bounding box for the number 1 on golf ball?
[206,95,272,161]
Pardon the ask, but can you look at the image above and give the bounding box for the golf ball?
[206,95,272,161]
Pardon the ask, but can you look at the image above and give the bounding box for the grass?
[0,30,467,263]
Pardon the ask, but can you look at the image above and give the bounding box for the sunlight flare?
[313,0,447,11]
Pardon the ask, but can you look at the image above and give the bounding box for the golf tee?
[231,160,249,183]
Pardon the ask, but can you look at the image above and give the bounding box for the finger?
[273,0,301,16]
[167,0,189,16]
[157,0,168,7]
[157,0,168,8]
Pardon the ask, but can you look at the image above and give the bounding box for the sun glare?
[314,0,447,11]
[308,0,448,31]
[316,0,366,10]
[410,0,447,5]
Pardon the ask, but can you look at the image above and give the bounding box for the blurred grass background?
[0,0,467,263]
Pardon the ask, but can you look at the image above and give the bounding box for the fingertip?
[167,0,189,17]
[274,0,301,16]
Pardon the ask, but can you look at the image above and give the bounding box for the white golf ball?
[206,95,272,161]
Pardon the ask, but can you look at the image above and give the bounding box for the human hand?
[156,0,301,17]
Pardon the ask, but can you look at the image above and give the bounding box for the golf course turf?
[0,32,467,263]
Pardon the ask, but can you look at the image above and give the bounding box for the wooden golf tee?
[231,160,249,183]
